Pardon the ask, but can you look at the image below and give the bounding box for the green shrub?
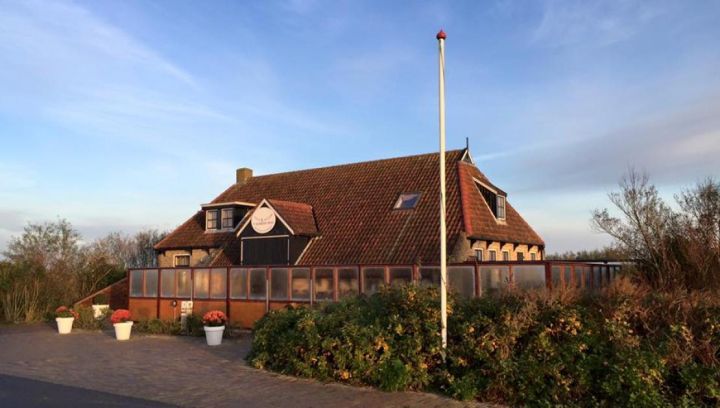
[249,281,720,407]
[93,293,109,305]
[74,305,108,330]
[134,318,182,335]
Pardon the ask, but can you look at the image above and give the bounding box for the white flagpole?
[437,29,447,351]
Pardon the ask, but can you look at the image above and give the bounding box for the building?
[153,148,544,268]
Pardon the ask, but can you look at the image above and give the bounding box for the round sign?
[251,207,276,234]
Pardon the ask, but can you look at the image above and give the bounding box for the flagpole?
[437,29,448,352]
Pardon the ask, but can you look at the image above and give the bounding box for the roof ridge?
[250,148,466,179]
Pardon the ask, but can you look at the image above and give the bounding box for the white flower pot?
[56,317,74,334]
[113,321,133,341]
[92,304,109,319]
[203,325,225,346]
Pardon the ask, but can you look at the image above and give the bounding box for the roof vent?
[236,168,253,184]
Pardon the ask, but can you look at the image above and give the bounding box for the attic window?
[497,196,506,220]
[206,210,219,230]
[394,193,420,210]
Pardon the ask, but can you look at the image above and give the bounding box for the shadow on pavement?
[0,374,176,407]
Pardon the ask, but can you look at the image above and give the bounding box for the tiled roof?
[457,161,544,246]
[266,199,318,236]
[158,149,544,264]
[155,211,235,250]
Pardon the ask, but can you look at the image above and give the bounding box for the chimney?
[236,167,253,184]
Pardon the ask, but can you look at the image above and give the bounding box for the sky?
[1,0,719,254]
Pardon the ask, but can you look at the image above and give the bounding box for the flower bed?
[248,282,720,406]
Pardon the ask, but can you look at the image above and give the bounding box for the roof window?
[394,193,420,210]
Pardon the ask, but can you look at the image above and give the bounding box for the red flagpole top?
[436,29,446,40]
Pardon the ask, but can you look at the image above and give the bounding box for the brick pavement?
[0,324,491,407]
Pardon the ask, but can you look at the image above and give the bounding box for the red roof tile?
[159,149,544,264]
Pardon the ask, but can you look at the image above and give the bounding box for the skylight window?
[496,195,506,220]
[394,193,420,210]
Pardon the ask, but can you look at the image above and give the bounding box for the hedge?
[248,281,720,407]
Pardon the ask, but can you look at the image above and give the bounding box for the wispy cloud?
[531,0,666,47]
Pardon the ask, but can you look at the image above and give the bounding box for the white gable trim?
[236,199,296,236]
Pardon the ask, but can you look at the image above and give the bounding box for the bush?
[134,318,182,335]
[93,293,109,305]
[74,305,108,330]
[249,283,720,406]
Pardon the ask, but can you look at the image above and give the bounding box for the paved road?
[0,324,487,407]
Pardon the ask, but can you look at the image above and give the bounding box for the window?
[531,252,536,261]
[291,268,310,301]
[206,210,219,230]
[513,265,546,289]
[389,267,412,287]
[502,251,510,261]
[176,269,191,297]
[496,196,506,219]
[270,268,289,300]
[338,268,359,298]
[420,267,440,287]
[144,269,158,297]
[230,268,247,299]
[193,269,209,298]
[249,268,266,299]
[480,266,510,293]
[489,250,497,261]
[475,249,483,261]
[174,254,190,267]
[161,269,175,297]
[210,268,227,299]
[130,270,144,297]
[362,267,385,295]
[448,266,475,298]
[221,208,234,229]
[517,252,524,261]
[394,193,420,210]
[314,268,334,301]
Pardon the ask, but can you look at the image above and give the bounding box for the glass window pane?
[389,267,412,287]
[130,270,144,297]
[593,266,603,288]
[449,266,475,298]
[291,268,310,301]
[513,265,546,289]
[144,269,158,297]
[176,269,191,298]
[362,267,385,295]
[160,269,175,297]
[583,266,592,288]
[480,266,510,294]
[338,268,358,299]
[420,267,440,287]
[210,268,227,299]
[230,268,247,299]
[551,266,561,289]
[573,266,583,288]
[314,268,334,301]
[249,268,266,300]
[193,269,210,298]
[271,268,289,300]
[563,266,572,288]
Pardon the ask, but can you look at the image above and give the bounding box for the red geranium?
[111,309,132,324]
[202,310,227,327]
[55,306,79,319]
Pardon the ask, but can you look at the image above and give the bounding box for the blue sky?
[1,0,719,253]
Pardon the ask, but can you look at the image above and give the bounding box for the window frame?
[221,208,234,229]
[496,195,506,220]
[206,210,219,230]
[502,251,510,261]
[475,249,483,262]
[173,254,190,267]
[393,193,421,210]
[517,252,524,262]
[489,250,497,261]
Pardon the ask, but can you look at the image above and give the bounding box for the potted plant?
[55,306,79,334]
[92,293,110,319]
[202,310,226,346]
[111,309,133,341]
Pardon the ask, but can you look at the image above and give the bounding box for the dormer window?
[221,208,234,229]
[206,210,219,230]
[394,193,420,210]
[497,195,506,220]
[475,180,506,221]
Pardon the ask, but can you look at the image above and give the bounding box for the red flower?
[55,306,78,319]
[202,310,227,327]
[111,309,132,324]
